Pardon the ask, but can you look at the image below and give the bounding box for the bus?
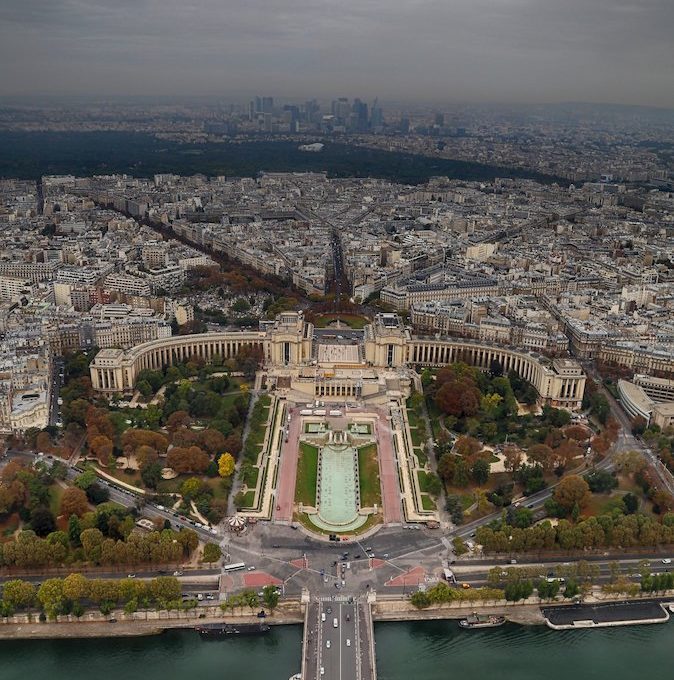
[223,562,246,572]
[443,568,457,584]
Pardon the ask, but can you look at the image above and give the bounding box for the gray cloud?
[0,0,672,106]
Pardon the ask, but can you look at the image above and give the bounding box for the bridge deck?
[302,597,376,680]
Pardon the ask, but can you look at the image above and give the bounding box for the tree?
[552,475,591,513]
[262,584,280,612]
[563,580,580,599]
[137,380,153,398]
[30,506,56,537]
[454,436,481,458]
[584,470,618,494]
[180,477,204,501]
[2,579,36,610]
[140,461,163,489]
[62,573,89,602]
[503,445,523,472]
[203,543,222,563]
[37,578,66,620]
[68,514,82,546]
[86,483,110,505]
[218,453,235,478]
[410,591,431,609]
[527,444,554,472]
[623,492,639,514]
[452,536,468,556]
[471,458,490,485]
[74,468,97,490]
[60,487,89,518]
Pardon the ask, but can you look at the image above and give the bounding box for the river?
[1,620,673,680]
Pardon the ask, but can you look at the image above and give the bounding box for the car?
[662,558,672,565]
[206,594,215,600]
[346,639,351,647]
[461,583,471,589]
[321,613,326,622]
[510,559,517,565]
[272,544,281,548]
[247,566,256,571]
[382,553,389,559]
[127,574,136,578]
[173,570,183,576]
[320,667,325,676]
[197,593,204,601]
[108,618,117,623]
[327,607,332,614]
[326,640,331,649]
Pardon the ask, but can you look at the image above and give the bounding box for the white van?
[333,618,338,628]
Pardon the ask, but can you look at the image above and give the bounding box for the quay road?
[304,598,375,680]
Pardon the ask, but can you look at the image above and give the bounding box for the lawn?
[358,444,381,508]
[49,484,65,516]
[417,470,437,494]
[240,464,259,489]
[413,446,428,467]
[295,442,319,507]
[421,494,437,511]
[235,490,255,509]
[410,427,424,447]
[312,313,370,329]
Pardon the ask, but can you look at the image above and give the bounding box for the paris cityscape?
[1,1,674,680]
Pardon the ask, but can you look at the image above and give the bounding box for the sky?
[1,0,673,107]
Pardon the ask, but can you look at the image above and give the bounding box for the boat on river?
[195,622,271,638]
[458,613,506,629]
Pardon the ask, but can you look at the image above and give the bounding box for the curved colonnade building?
[91,312,586,410]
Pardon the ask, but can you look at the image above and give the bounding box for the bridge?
[301,596,377,680]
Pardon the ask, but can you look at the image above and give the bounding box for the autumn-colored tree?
[121,429,169,455]
[527,444,554,471]
[454,436,482,459]
[85,406,115,440]
[35,431,53,454]
[222,433,243,457]
[552,475,591,513]
[564,425,591,442]
[135,445,159,469]
[167,446,210,474]
[199,429,227,456]
[59,487,90,518]
[218,452,235,478]
[165,410,192,432]
[503,444,524,472]
[89,435,113,464]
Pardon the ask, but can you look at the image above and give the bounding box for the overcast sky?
[1,0,673,107]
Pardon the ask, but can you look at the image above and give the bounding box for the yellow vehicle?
[461,583,472,589]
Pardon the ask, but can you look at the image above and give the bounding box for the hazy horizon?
[1,1,673,108]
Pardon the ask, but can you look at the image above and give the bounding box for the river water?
[1,620,673,680]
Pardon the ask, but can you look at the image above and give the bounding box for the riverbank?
[0,612,304,640]
[3,593,674,639]
[372,604,546,626]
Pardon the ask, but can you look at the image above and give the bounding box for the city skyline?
[1,0,673,108]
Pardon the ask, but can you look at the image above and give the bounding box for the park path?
[375,411,402,523]
[274,408,301,522]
